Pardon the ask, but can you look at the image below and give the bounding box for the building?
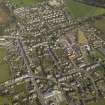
[48,0,64,6]
[44,90,65,105]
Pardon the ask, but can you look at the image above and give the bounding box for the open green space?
[66,0,105,18]
[0,96,12,105]
[87,48,105,63]
[14,83,27,94]
[94,17,105,39]
[95,49,105,60]
[0,47,11,83]
[59,101,68,105]
[9,0,43,7]
[94,17,105,33]
[87,98,105,105]
[95,66,105,77]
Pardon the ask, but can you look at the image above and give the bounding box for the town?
[0,0,105,105]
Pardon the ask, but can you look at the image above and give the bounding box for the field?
[0,48,16,105]
[95,17,105,32]
[0,48,11,83]
[0,9,8,24]
[0,5,11,24]
[87,98,105,105]
[94,17,105,39]
[66,0,105,18]
[0,96,12,105]
[9,0,43,7]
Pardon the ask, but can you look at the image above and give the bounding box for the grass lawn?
[87,98,105,105]
[94,17,105,39]
[0,48,11,84]
[59,101,68,105]
[14,83,27,94]
[95,49,105,60]
[9,0,43,7]
[0,96,12,105]
[95,66,105,77]
[94,17,105,33]
[87,48,105,63]
[88,49,105,60]
[66,0,105,18]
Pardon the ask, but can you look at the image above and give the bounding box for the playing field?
[66,0,105,18]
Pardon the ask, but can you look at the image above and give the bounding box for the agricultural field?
[66,0,105,18]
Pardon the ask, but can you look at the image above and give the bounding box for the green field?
[95,49,105,60]
[94,17,105,39]
[66,0,105,18]
[0,96,12,105]
[59,101,68,105]
[14,83,27,94]
[87,98,105,105]
[95,18,105,32]
[0,48,11,83]
[9,0,43,7]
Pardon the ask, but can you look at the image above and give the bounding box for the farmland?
[66,0,105,18]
